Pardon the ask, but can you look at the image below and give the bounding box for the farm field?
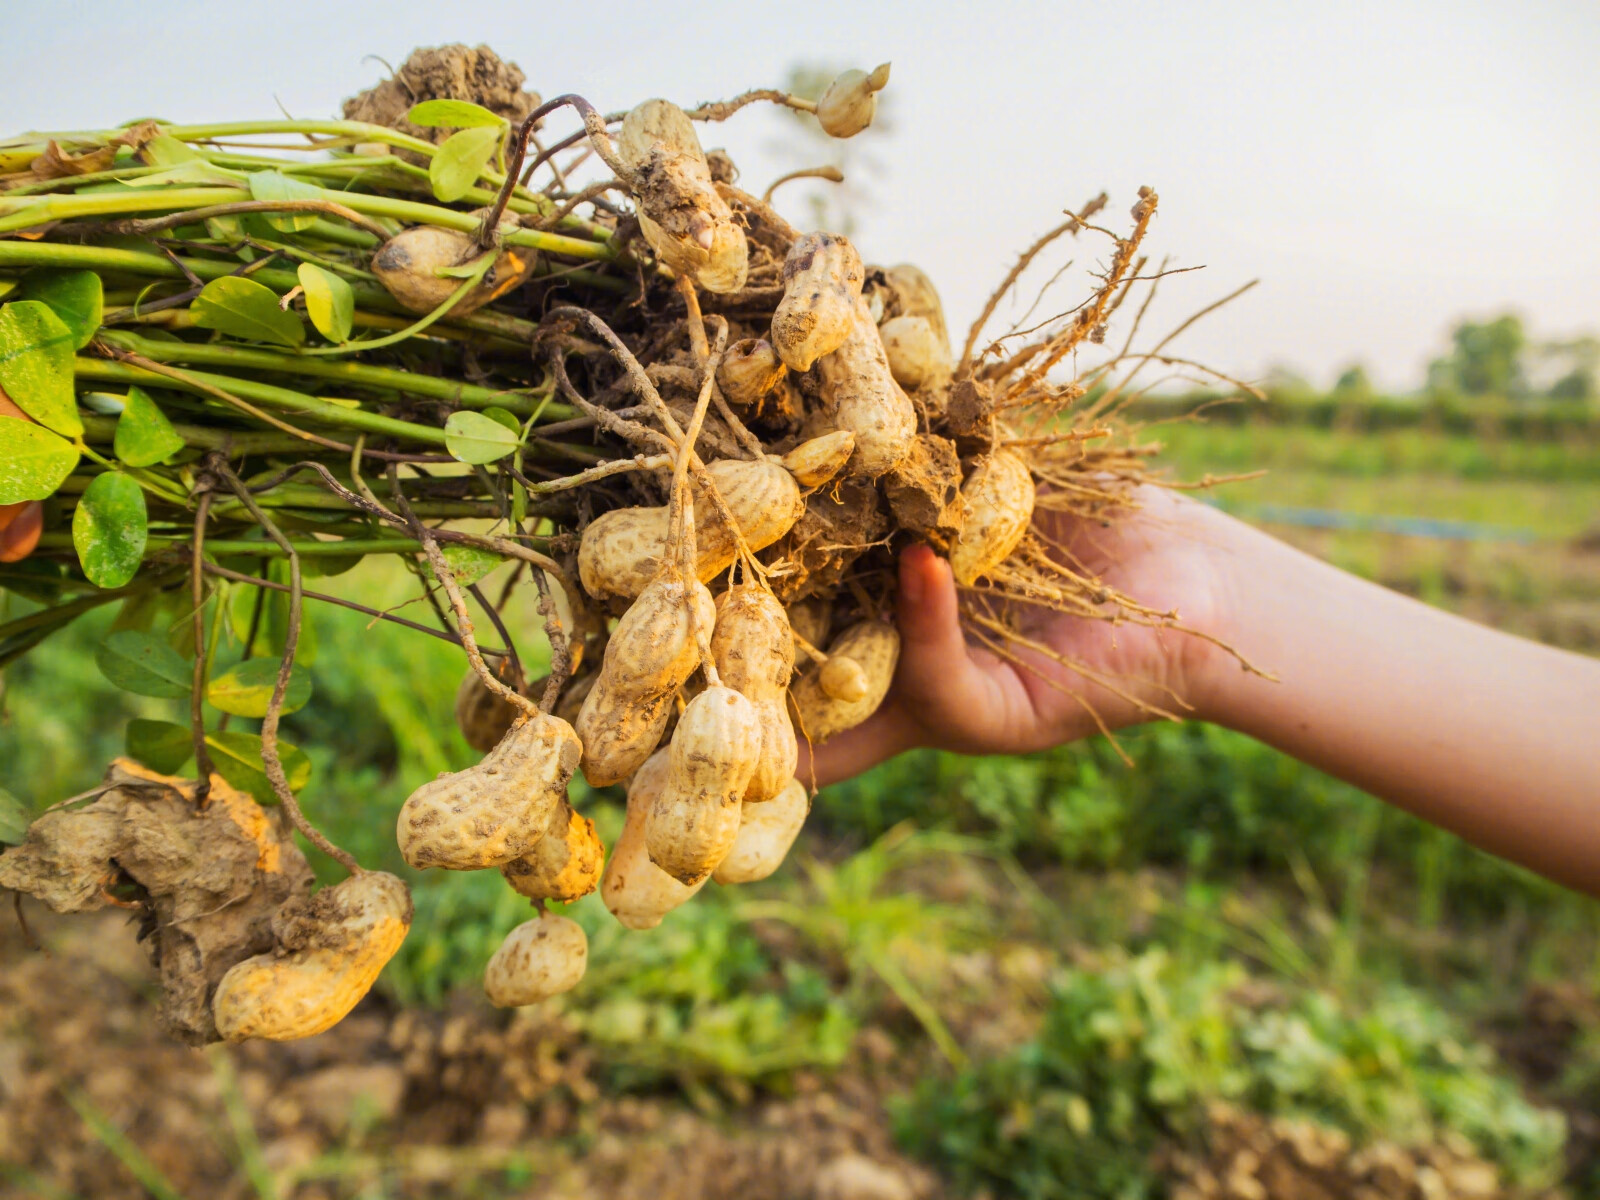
[2,410,1599,1199]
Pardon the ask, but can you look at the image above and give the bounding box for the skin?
[804,487,1600,898]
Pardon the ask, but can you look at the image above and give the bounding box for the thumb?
[892,544,1004,731]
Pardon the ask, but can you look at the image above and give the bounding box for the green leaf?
[0,786,30,844]
[428,542,504,589]
[126,719,193,775]
[192,276,305,348]
[207,658,312,718]
[429,126,501,203]
[248,170,324,233]
[205,729,312,805]
[230,558,318,666]
[302,552,364,578]
[0,416,78,503]
[72,472,147,588]
[481,405,521,434]
[95,629,192,698]
[0,300,81,436]
[407,99,507,129]
[444,409,518,464]
[113,385,184,467]
[17,270,103,350]
[296,262,354,343]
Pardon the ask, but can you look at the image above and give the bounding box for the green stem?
[208,486,500,518]
[93,331,561,417]
[75,442,189,506]
[37,532,426,557]
[75,359,450,445]
[295,253,492,356]
[0,240,555,344]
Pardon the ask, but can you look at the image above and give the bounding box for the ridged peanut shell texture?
[714,778,810,885]
[213,871,412,1042]
[578,457,804,602]
[602,751,708,929]
[950,449,1036,585]
[771,232,864,371]
[778,430,855,490]
[500,801,604,902]
[397,713,580,871]
[712,585,798,802]
[484,911,588,1007]
[576,576,716,786]
[717,338,787,408]
[791,620,900,744]
[816,297,917,477]
[371,221,534,315]
[645,686,763,885]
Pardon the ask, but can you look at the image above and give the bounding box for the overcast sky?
[5,0,1596,390]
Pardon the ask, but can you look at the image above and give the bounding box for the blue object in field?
[1206,500,1539,543]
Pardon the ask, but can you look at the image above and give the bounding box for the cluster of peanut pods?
[209,70,1044,1039]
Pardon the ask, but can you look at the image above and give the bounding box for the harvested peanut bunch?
[3,42,1255,1043]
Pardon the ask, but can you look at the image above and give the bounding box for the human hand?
[800,486,1251,786]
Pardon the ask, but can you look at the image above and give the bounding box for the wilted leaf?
[29,139,116,180]
[444,409,518,464]
[192,277,305,347]
[72,472,147,588]
[429,126,501,203]
[0,416,78,504]
[428,542,504,588]
[125,718,193,775]
[0,300,81,436]
[248,170,324,233]
[205,729,312,805]
[207,657,312,718]
[407,99,507,129]
[0,786,30,844]
[113,386,184,467]
[296,262,354,343]
[17,270,102,349]
[95,629,192,698]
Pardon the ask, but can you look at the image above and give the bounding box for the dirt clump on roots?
[0,759,311,1044]
[342,44,542,157]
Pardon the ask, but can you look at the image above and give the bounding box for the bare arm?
[1201,517,1600,895]
[806,491,1600,896]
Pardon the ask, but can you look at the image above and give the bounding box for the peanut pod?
[371,219,534,315]
[879,314,952,392]
[575,576,716,786]
[790,620,900,743]
[620,99,748,293]
[644,685,763,884]
[815,64,891,139]
[717,337,787,408]
[877,262,951,355]
[712,585,798,802]
[397,713,580,871]
[484,911,588,1007]
[713,778,810,885]
[500,799,605,903]
[949,449,1036,585]
[771,232,865,371]
[578,455,805,602]
[778,429,855,490]
[815,296,917,477]
[602,751,708,929]
[212,871,412,1042]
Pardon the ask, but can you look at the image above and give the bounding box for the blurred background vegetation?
[3,61,1600,1200]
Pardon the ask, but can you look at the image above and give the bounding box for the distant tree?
[1427,314,1527,398]
[1331,364,1374,403]
[1536,335,1598,404]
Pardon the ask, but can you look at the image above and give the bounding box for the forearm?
[1201,516,1600,895]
